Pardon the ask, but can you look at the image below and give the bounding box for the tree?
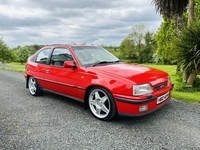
[151,0,199,86]
[17,47,30,64]
[0,38,15,63]
[119,37,136,60]
[174,22,200,85]
[128,24,147,55]
[120,25,156,63]
[188,0,195,26]
[194,0,200,22]
[151,0,188,32]
[155,17,178,64]
[11,44,44,55]
[141,32,157,63]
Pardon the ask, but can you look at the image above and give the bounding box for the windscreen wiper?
[92,60,121,67]
[112,60,121,63]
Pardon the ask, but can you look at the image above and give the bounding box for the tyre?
[88,87,117,121]
[28,76,43,96]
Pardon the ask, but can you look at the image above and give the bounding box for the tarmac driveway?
[0,69,200,150]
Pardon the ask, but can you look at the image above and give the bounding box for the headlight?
[133,83,153,96]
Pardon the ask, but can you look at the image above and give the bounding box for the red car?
[25,45,173,121]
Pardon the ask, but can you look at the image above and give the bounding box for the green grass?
[0,62,25,72]
[105,48,120,57]
[172,91,200,103]
[9,62,25,66]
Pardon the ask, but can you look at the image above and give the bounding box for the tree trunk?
[187,70,197,85]
[188,0,195,27]
[185,0,195,85]
[176,14,183,34]
[175,14,183,74]
[183,70,190,82]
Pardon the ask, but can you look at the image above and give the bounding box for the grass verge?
[0,62,25,72]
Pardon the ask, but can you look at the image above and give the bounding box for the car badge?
[159,78,164,83]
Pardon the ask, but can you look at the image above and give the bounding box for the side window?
[50,48,73,66]
[35,49,51,64]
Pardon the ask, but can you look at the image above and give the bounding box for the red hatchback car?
[25,45,173,120]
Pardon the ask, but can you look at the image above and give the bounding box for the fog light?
[139,105,148,112]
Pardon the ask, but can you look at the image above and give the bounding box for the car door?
[43,47,79,99]
[31,48,51,87]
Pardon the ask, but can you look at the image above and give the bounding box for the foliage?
[173,22,200,75]
[153,0,200,86]
[119,25,156,63]
[193,76,200,89]
[12,44,44,55]
[151,0,188,19]
[10,44,44,64]
[194,0,200,22]
[119,37,137,61]
[155,17,178,64]
[154,0,200,65]
[0,38,16,63]
[17,47,30,64]
[28,44,44,55]
[128,25,147,46]
[142,32,157,63]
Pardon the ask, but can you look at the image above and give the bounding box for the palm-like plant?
[151,0,189,31]
[151,0,199,86]
[174,22,200,85]
[151,0,188,18]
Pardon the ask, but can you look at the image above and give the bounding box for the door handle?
[46,70,50,73]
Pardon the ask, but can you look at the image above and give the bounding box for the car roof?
[41,44,100,50]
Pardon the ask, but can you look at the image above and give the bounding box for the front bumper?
[114,89,172,117]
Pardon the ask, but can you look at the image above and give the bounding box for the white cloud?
[0,0,162,48]
[0,5,49,19]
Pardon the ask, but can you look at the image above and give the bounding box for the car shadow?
[41,91,173,125]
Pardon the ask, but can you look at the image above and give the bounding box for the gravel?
[0,69,200,150]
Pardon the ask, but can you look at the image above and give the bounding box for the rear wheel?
[88,87,117,121]
[28,77,43,96]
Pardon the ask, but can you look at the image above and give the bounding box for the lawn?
[0,62,25,72]
[105,48,120,57]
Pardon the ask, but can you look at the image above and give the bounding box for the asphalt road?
[0,69,200,150]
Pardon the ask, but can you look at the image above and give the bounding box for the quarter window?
[50,48,73,66]
[35,49,51,64]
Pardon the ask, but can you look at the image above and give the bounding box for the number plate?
[157,92,169,104]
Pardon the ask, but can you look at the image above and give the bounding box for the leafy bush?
[174,71,200,92]
[193,76,200,89]
[174,22,200,75]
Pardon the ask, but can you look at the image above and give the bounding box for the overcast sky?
[0,0,162,48]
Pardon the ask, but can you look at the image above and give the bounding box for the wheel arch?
[26,75,30,88]
[83,84,115,110]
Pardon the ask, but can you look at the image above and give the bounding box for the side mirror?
[63,61,76,68]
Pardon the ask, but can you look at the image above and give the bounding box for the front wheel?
[28,77,43,96]
[88,87,117,121]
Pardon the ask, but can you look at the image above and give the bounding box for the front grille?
[154,82,167,91]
